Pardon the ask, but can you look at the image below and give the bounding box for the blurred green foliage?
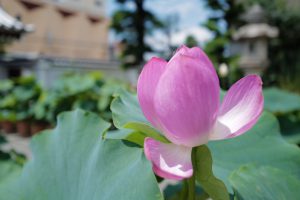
[0,133,26,169]
[110,0,163,68]
[0,77,40,122]
[185,35,198,48]
[0,72,129,125]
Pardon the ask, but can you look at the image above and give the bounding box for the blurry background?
[0,0,299,152]
[0,0,299,89]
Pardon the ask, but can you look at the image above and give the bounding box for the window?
[19,0,43,10]
[8,68,21,78]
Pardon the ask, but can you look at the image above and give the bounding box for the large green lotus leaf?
[111,89,153,128]
[0,110,162,200]
[111,89,168,143]
[263,87,300,113]
[0,161,22,187]
[53,74,96,96]
[209,112,300,193]
[105,129,146,146]
[229,165,300,200]
[277,113,300,145]
[0,79,14,92]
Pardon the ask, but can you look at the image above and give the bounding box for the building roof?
[242,4,266,23]
[233,23,279,40]
[0,6,33,38]
[234,4,279,40]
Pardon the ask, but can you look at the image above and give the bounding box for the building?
[0,0,124,87]
[2,0,108,60]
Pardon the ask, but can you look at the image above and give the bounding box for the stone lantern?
[233,4,278,75]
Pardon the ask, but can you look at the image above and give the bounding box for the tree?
[185,35,198,48]
[110,0,163,69]
[202,0,244,88]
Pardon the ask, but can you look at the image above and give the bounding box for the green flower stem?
[179,180,188,200]
[187,174,195,200]
[187,148,197,200]
[192,145,230,200]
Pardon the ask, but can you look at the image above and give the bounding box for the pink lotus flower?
[137,46,263,180]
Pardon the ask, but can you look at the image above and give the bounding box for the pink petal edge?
[210,75,264,140]
[171,45,215,71]
[137,57,167,129]
[144,137,193,180]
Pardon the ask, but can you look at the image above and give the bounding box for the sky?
[106,0,213,53]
